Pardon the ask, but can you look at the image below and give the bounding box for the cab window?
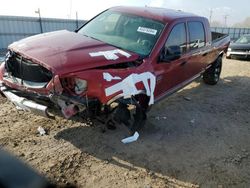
[165,23,187,55]
[188,22,205,50]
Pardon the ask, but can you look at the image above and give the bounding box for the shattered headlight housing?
[74,78,87,94]
[61,77,88,95]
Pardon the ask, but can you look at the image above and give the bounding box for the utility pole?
[76,11,78,29]
[224,15,229,27]
[69,0,72,19]
[35,8,43,33]
[209,9,213,23]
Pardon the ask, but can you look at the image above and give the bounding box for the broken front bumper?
[0,85,99,119]
[0,86,50,117]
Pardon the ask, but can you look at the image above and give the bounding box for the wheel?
[203,56,222,85]
[108,97,147,135]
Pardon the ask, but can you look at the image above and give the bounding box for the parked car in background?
[226,34,250,60]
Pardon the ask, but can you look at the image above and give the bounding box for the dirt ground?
[0,58,250,188]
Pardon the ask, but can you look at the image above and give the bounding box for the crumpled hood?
[9,30,139,75]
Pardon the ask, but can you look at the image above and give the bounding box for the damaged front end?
[0,50,155,143]
[1,51,53,117]
[0,51,99,119]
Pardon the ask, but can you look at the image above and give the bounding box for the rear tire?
[203,56,222,85]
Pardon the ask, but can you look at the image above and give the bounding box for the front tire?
[203,56,222,85]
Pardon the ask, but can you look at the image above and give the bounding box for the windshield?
[235,35,250,44]
[78,10,165,56]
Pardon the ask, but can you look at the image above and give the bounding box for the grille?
[5,52,52,83]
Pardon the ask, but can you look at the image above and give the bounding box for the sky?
[0,0,249,26]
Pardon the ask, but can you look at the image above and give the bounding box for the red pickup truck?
[0,6,230,140]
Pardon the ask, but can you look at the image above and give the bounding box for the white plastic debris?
[37,126,46,136]
[190,119,195,124]
[155,116,167,120]
[15,106,23,110]
[121,131,139,144]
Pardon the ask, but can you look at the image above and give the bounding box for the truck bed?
[211,31,230,49]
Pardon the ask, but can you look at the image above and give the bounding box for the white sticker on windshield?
[137,27,157,35]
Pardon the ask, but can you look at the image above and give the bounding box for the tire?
[203,56,222,85]
[110,98,147,135]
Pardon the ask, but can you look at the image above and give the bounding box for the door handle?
[180,61,187,66]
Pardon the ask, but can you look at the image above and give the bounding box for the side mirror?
[160,45,181,62]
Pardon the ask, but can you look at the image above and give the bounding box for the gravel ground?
[0,58,250,188]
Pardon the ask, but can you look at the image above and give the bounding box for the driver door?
[154,22,189,99]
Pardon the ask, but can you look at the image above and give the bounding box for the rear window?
[188,22,205,50]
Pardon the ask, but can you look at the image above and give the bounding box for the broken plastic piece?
[155,116,167,120]
[103,73,121,82]
[37,126,46,136]
[190,119,195,124]
[57,99,78,119]
[121,131,139,144]
[53,75,63,94]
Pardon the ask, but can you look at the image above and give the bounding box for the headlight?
[228,48,231,52]
[75,78,87,94]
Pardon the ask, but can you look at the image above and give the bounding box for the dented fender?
[67,67,156,106]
